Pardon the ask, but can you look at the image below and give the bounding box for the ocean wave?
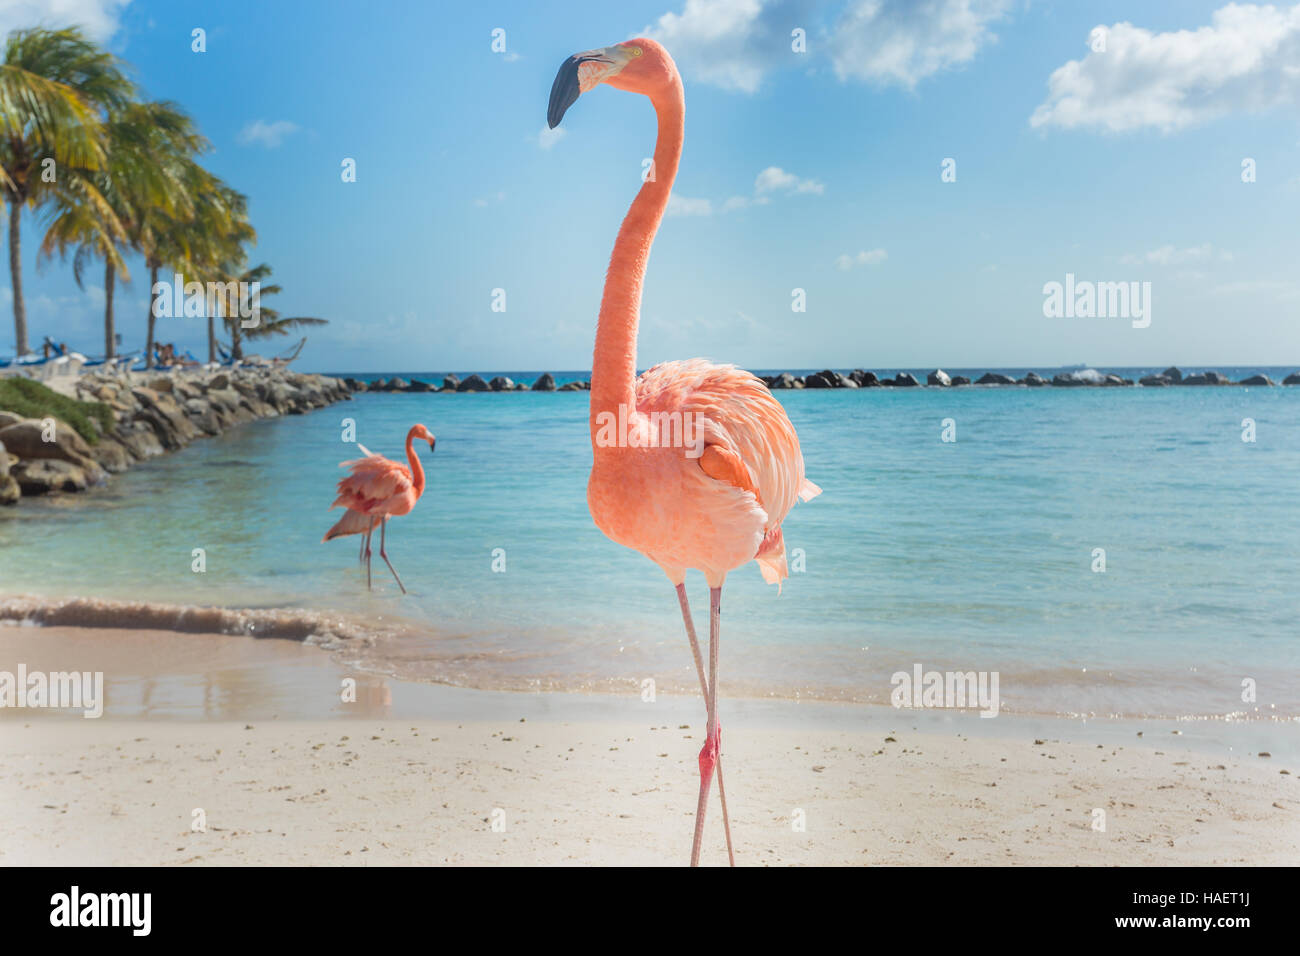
[2,594,1296,722]
[0,594,378,645]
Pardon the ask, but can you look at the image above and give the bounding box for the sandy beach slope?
[2,718,1296,866]
[1,625,1296,866]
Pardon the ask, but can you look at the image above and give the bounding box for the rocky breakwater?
[0,369,351,504]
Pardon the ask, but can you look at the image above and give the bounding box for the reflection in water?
[0,625,397,721]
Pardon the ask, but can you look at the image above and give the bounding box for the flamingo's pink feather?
[588,359,819,588]
[322,508,377,542]
[325,446,419,536]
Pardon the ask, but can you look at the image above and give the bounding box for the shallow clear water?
[3,369,1298,719]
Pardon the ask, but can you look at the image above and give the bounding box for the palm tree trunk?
[104,260,116,359]
[207,315,215,364]
[231,324,243,360]
[8,199,28,356]
[145,261,158,369]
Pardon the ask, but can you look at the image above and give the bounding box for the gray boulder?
[949,375,971,386]
[89,437,133,473]
[0,439,18,505]
[1161,366,1183,382]
[975,372,1016,385]
[927,369,952,386]
[489,376,515,391]
[1239,374,1275,386]
[113,421,164,460]
[532,373,557,391]
[0,418,105,483]
[1021,372,1048,387]
[1052,373,1086,387]
[13,459,90,495]
[890,372,920,387]
[1182,371,1230,385]
[441,374,461,391]
[457,374,491,392]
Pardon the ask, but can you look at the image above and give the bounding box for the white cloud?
[537,125,565,150]
[722,194,769,211]
[0,0,130,42]
[830,0,1009,88]
[1120,244,1232,266]
[648,0,1005,92]
[1210,279,1300,300]
[237,119,300,148]
[754,165,824,194]
[1031,4,1300,132]
[835,248,887,270]
[667,194,715,217]
[671,166,819,216]
[646,0,790,93]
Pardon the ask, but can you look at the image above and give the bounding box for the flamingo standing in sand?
[322,424,436,593]
[548,38,821,866]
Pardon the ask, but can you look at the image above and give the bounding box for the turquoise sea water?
[3,368,1298,719]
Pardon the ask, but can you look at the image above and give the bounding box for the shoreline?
[334,364,1300,393]
[1,606,1296,755]
[0,366,352,506]
[1,625,1295,866]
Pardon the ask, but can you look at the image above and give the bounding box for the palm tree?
[138,162,233,367]
[222,261,326,360]
[40,100,205,359]
[181,179,254,364]
[0,27,132,355]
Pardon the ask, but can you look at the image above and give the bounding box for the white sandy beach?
[1,625,1297,866]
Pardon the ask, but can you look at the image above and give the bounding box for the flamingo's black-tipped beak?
[548,56,583,129]
[548,48,623,128]
[428,437,436,453]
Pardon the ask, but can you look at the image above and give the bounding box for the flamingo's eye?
[628,46,643,56]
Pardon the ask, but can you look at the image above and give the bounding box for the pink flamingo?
[322,424,436,593]
[548,38,821,866]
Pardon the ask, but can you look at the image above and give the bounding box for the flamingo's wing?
[674,359,814,528]
[639,359,819,588]
[330,454,414,513]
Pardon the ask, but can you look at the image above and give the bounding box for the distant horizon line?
[311,362,1300,376]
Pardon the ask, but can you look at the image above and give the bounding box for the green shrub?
[0,377,114,444]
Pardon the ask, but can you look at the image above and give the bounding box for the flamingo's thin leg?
[677,583,735,867]
[359,524,367,566]
[378,517,406,594]
[708,585,734,866]
[363,523,373,590]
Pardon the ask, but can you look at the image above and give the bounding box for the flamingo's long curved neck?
[404,429,426,495]
[590,75,685,450]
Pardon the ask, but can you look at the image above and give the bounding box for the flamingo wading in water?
[548,38,821,866]
[322,424,436,593]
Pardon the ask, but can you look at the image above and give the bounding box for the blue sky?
[3,0,1298,372]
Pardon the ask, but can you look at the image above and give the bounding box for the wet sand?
[1,625,1297,866]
